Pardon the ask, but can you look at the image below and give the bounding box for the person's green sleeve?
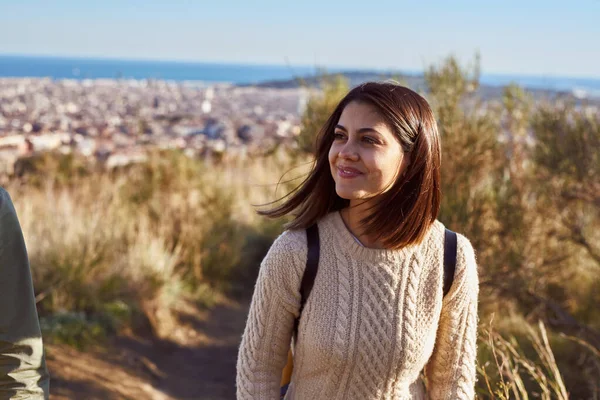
[0,187,50,399]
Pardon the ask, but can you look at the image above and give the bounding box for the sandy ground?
[46,299,250,400]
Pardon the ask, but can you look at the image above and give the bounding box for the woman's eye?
[363,136,378,144]
[333,132,346,140]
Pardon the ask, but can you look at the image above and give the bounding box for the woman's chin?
[335,188,367,201]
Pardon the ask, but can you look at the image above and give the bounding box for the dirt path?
[47,298,250,400]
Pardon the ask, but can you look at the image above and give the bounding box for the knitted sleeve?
[424,233,479,400]
[236,229,306,400]
[0,187,50,399]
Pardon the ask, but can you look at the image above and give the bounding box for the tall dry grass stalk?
[479,319,570,400]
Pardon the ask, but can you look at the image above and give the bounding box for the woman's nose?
[339,142,359,161]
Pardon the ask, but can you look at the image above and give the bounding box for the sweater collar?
[324,211,417,263]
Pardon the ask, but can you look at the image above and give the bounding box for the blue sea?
[1,55,599,97]
[0,55,320,84]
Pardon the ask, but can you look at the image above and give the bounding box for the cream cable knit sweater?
[236,211,479,399]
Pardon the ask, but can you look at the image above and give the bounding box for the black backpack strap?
[293,224,320,338]
[443,228,458,297]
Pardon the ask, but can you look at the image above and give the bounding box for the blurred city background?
[1,1,599,399]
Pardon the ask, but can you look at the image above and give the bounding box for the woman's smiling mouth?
[337,166,363,178]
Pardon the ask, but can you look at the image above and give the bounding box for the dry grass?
[6,148,306,342]
[478,319,570,400]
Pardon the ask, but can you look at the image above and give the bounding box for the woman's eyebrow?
[335,124,382,135]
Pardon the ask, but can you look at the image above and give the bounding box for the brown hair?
[260,81,441,249]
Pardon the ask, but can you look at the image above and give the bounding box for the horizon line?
[2,52,600,81]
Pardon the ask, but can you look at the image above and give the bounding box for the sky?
[1,0,599,78]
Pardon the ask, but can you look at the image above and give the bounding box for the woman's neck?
[340,201,385,249]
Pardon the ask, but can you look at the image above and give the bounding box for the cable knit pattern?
[236,211,479,399]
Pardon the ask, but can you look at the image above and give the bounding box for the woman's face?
[328,101,410,204]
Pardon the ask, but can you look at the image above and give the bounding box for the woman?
[0,187,50,398]
[236,82,479,399]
